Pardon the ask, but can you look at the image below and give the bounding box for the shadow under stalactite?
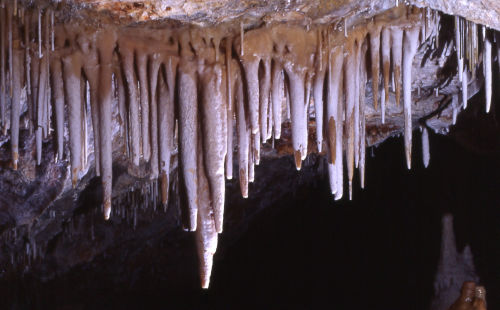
[0,88,499,310]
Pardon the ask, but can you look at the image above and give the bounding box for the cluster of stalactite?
[0,2,497,288]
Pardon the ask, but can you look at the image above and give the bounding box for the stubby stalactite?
[0,1,497,288]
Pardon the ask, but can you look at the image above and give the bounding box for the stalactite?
[381,27,391,109]
[82,77,88,168]
[484,34,492,113]
[50,56,65,161]
[451,94,458,125]
[119,44,140,166]
[359,41,367,189]
[345,39,356,200]
[36,54,48,165]
[248,134,255,183]
[402,26,420,170]
[62,52,83,187]
[271,61,284,139]
[195,132,218,289]
[158,57,176,207]
[253,131,260,165]
[462,67,468,109]
[455,16,463,82]
[235,60,249,198]
[313,31,326,152]
[391,27,403,107]
[327,45,343,197]
[284,66,308,170]
[225,39,234,180]
[381,87,386,124]
[137,52,151,160]
[353,39,362,169]
[241,58,260,136]
[97,30,116,220]
[421,126,430,168]
[148,53,161,180]
[200,63,227,234]
[113,56,128,155]
[7,3,12,100]
[24,11,32,133]
[43,9,50,140]
[37,8,41,59]
[178,33,199,231]
[369,25,381,110]
[80,38,101,176]
[260,58,271,143]
[11,49,22,170]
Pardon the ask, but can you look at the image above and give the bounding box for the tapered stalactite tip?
[406,151,412,170]
[104,201,111,221]
[294,150,302,171]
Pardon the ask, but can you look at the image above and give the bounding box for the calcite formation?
[0,0,498,288]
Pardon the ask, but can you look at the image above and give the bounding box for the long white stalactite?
[402,26,420,170]
[484,34,492,113]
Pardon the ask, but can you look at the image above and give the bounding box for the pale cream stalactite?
[11,49,22,170]
[369,25,381,110]
[354,38,362,169]
[455,16,463,82]
[137,52,151,161]
[159,57,177,207]
[235,60,250,198]
[119,44,140,166]
[80,40,101,176]
[50,56,65,161]
[271,61,284,139]
[36,54,48,165]
[178,32,199,231]
[462,67,468,109]
[484,34,492,113]
[326,46,343,196]
[335,64,344,201]
[381,27,391,108]
[403,26,420,170]
[195,132,218,290]
[43,10,50,140]
[259,58,271,143]
[7,3,12,101]
[81,77,88,169]
[253,131,260,166]
[344,39,356,200]
[24,11,32,133]
[148,53,161,180]
[200,63,227,234]
[391,27,403,108]
[241,57,260,136]
[30,52,40,138]
[97,30,116,220]
[62,52,83,188]
[283,67,308,171]
[113,56,128,156]
[421,126,430,168]
[225,39,234,180]
[248,133,255,183]
[359,41,367,189]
